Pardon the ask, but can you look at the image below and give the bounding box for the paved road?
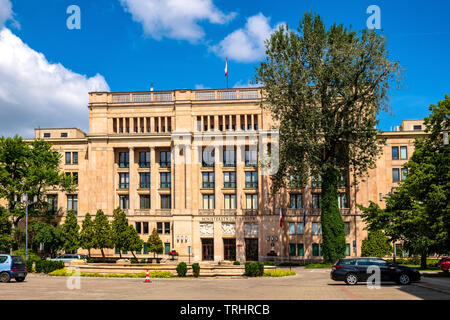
[1,268,449,300]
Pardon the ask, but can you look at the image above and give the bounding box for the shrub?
[176,262,187,277]
[279,262,302,267]
[257,262,264,276]
[48,269,175,278]
[86,258,94,263]
[35,260,65,274]
[233,261,240,265]
[192,263,200,278]
[361,230,392,257]
[264,269,296,277]
[263,261,276,266]
[140,259,147,264]
[304,263,333,269]
[245,262,263,277]
[130,258,139,264]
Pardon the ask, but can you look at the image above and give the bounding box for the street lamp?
[16,193,37,261]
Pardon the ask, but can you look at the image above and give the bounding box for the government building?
[33,87,426,263]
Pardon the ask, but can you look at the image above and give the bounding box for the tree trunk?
[100,248,105,262]
[421,252,427,269]
[88,248,91,258]
[321,167,347,264]
[131,251,137,259]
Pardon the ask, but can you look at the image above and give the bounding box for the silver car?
[50,254,87,263]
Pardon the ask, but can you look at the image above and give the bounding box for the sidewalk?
[414,275,450,295]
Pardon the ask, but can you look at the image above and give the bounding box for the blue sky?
[0,0,449,137]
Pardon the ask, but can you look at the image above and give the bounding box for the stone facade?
[29,88,426,263]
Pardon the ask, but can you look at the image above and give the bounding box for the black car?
[330,257,421,285]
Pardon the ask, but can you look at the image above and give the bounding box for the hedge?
[192,263,200,278]
[264,269,296,277]
[35,260,65,274]
[176,262,187,277]
[245,262,264,277]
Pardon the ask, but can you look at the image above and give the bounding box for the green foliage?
[192,263,200,277]
[244,262,264,277]
[130,258,139,264]
[80,213,95,256]
[13,249,41,272]
[361,230,392,257]
[147,228,163,258]
[125,224,144,257]
[263,261,276,266]
[49,268,175,278]
[111,207,130,257]
[140,258,147,264]
[263,269,296,277]
[279,262,302,267]
[304,263,334,269]
[61,210,80,253]
[176,262,187,277]
[233,261,240,265]
[29,222,63,258]
[92,210,113,258]
[0,206,13,252]
[35,260,65,274]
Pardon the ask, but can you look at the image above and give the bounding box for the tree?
[126,225,144,259]
[111,207,130,258]
[361,95,449,268]
[80,213,95,258]
[92,210,113,259]
[361,230,392,258]
[0,136,76,230]
[0,207,13,253]
[255,12,401,263]
[29,222,63,258]
[61,210,80,253]
[147,228,163,258]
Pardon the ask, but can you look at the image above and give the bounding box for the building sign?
[199,216,257,222]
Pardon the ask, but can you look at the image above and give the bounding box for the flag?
[225,58,228,77]
[279,207,283,227]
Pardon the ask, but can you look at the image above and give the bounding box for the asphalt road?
[1,268,449,300]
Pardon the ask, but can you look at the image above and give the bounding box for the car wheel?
[0,272,11,283]
[344,273,358,285]
[15,277,25,282]
[398,273,411,285]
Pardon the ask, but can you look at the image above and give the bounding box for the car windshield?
[0,256,7,263]
[12,256,25,264]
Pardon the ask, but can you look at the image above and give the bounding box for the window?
[312,243,320,256]
[289,243,296,256]
[245,171,258,188]
[297,223,304,235]
[223,239,236,261]
[202,172,214,188]
[139,152,150,168]
[47,195,58,215]
[164,222,170,234]
[312,193,321,209]
[140,195,150,209]
[289,173,303,188]
[44,132,50,138]
[289,223,296,235]
[143,222,149,234]
[338,193,348,209]
[157,222,163,234]
[72,152,78,164]
[223,149,236,167]
[202,194,215,209]
[224,194,236,209]
[223,172,236,188]
[202,149,215,167]
[392,168,400,182]
[345,244,350,256]
[245,149,257,166]
[400,146,407,160]
[312,175,322,188]
[67,195,78,214]
[160,172,171,188]
[119,195,129,209]
[160,151,171,168]
[338,170,348,187]
[119,173,129,189]
[312,223,319,235]
[161,195,171,209]
[413,125,422,131]
[135,222,142,234]
[143,243,148,254]
[73,172,78,185]
[344,222,350,235]
[202,238,214,261]
[246,194,258,209]
[290,194,302,209]
[139,172,151,188]
[392,146,399,160]
[60,132,68,138]
[401,168,408,181]
[119,152,129,168]
[65,152,71,164]
[297,244,304,256]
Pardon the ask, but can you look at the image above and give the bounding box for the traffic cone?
[144,269,151,283]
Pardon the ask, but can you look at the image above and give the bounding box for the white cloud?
[120,0,236,42]
[0,0,13,28]
[233,80,264,88]
[195,84,211,89]
[212,13,282,63]
[0,28,109,138]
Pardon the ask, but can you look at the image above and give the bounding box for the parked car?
[330,257,421,285]
[50,254,87,263]
[437,257,450,272]
[0,255,27,283]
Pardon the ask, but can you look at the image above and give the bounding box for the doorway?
[245,238,258,261]
[223,238,236,261]
[202,238,214,261]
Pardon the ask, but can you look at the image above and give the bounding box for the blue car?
[0,255,27,283]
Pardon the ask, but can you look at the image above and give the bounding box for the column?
[237,115,241,131]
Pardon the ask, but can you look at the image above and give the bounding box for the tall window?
[161,195,171,209]
[289,223,296,235]
[311,175,322,188]
[400,146,407,160]
[160,151,171,168]
[72,152,78,164]
[290,194,302,209]
[202,148,215,167]
[160,172,171,188]
[119,152,129,168]
[297,223,304,235]
[224,194,236,209]
[47,195,58,215]
[119,173,129,189]
[392,146,399,160]
[297,244,304,256]
[139,172,151,188]
[345,244,351,256]
[140,195,150,209]
[338,170,348,187]
[202,172,214,188]
[312,222,320,235]
[245,171,258,188]
[246,194,258,209]
[135,222,142,234]
[312,193,321,209]
[223,239,236,261]
[139,152,150,168]
[344,222,350,235]
[338,193,348,209]
[401,168,408,180]
[392,168,400,182]
[245,148,257,166]
[157,222,163,234]
[202,195,215,209]
[164,222,170,234]
[223,172,236,188]
[65,152,71,164]
[67,195,78,214]
[143,222,149,234]
[119,195,129,209]
[223,148,236,167]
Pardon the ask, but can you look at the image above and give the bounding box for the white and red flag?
[225,58,228,77]
[279,207,283,227]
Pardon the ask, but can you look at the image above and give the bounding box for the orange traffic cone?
[144,269,151,283]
